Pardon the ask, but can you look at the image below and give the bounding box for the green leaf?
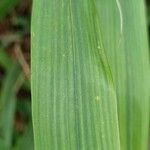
[0,63,21,150]
[0,97,16,150]
[96,0,150,150]
[0,49,11,71]
[31,0,120,150]
[0,63,21,112]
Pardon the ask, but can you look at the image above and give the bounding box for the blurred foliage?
[0,0,149,150]
[0,0,33,150]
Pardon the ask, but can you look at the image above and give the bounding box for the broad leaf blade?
[96,0,150,150]
[31,0,120,150]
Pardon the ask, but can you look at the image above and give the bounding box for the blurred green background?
[0,0,33,150]
[0,0,149,150]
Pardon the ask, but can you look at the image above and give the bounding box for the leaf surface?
[31,0,120,150]
[96,0,150,149]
